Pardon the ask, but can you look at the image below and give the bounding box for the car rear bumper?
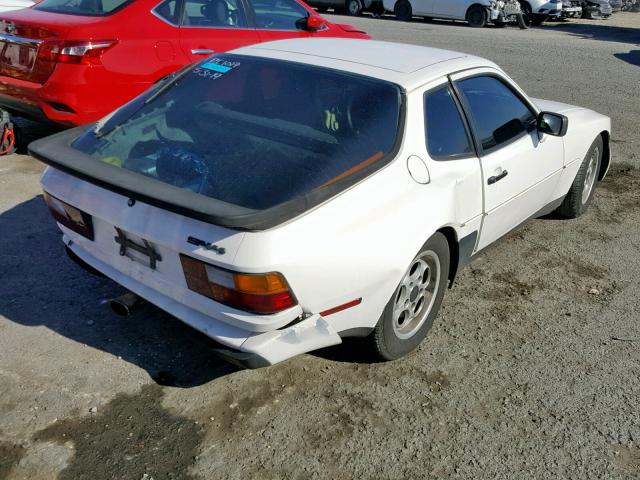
[64,235,342,367]
[0,67,151,125]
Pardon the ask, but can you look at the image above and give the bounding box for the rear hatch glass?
[71,54,402,212]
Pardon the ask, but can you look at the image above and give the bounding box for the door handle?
[191,48,214,55]
[487,169,508,185]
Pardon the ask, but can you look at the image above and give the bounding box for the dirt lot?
[1,12,639,480]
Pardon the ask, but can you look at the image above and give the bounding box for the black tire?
[371,1,385,16]
[516,13,529,28]
[556,135,603,219]
[466,5,487,27]
[365,233,450,361]
[346,0,362,15]
[394,0,412,21]
[519,2,532,26]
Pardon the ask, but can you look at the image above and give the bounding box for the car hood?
[532,98,583,115]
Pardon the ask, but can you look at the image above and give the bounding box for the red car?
[0,0,367,126]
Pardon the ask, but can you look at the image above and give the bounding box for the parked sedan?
[308,0,383,16]
[32,38,611,367]
[520,0,563,25]
[581,0,613,16]
[0,0,367,127]
[384,0,529,27]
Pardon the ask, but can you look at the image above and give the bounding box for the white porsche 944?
[32,39,611,368]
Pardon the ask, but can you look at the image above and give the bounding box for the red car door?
[178,0,260,62]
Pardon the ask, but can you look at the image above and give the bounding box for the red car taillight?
[41,39,118,66]
[57,40,118,65]
[43,192,94,240]
[180,255,297,315]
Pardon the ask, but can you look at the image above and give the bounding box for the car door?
[450,70,565,251]
[178,0,260,63]
[249,0,315,42]
[431,0,471,18]
[411,0,435,15]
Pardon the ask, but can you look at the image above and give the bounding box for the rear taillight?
[180,255,297,315]
[51,40,118,66]
[43,192,94,240]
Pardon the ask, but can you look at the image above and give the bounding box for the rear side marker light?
[320,298,362,317]
[180,255,297,315]
[43,191,94,240]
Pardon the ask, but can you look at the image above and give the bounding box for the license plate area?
[114,227,162,270]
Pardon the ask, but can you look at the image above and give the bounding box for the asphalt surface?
[1,12,640,480]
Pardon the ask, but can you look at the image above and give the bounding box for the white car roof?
[231,38,496,91]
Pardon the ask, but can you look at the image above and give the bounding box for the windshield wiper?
[94,64,195,139]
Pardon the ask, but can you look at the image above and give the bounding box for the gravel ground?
[1,12,639,480]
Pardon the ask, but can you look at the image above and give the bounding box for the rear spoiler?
[28,114,403,231]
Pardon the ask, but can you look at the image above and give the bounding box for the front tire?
[519,2,532,26]
[556,135,603,218]
[366,233,450,361]
[466,5,487,27]
[516,13,529,28]
[394,0,412,21]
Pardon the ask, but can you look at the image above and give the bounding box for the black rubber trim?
[29,95,406,231]
[338,326,374,338]
[456,230,478,275]
[212,347,270,369]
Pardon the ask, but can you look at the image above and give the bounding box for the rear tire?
[556,135,603,219]
[346,0,362,15]
[466,5,487,27]
[394,0,412,20]
[365,233,450,361]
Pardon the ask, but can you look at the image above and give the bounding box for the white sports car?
[32,38,611,368]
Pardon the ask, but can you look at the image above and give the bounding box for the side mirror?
[305,15,326,31]
[537,111,568,137]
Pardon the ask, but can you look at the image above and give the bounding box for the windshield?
[72,55,402,211]
[34,0,132,16]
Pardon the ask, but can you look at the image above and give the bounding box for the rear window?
[72,55,402,211]
[34,0,132,16]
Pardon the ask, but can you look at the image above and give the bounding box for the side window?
[181,0,247,27]
[424,85,473,159]
[154,0,180,24]
[251,0,309,30]
[456,75,536,152]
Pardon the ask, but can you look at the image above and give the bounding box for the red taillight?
[180,255,297,315]
[54,40,118,65]
[43,191,94,240]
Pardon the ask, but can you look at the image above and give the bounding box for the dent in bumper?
[65,238,342,367]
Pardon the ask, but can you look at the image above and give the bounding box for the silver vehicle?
[384,0,529,27]
[561,0,583,16]
[581,0,613,16]
[609,0,622,10]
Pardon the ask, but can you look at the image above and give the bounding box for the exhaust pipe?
[110,292,145,316]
